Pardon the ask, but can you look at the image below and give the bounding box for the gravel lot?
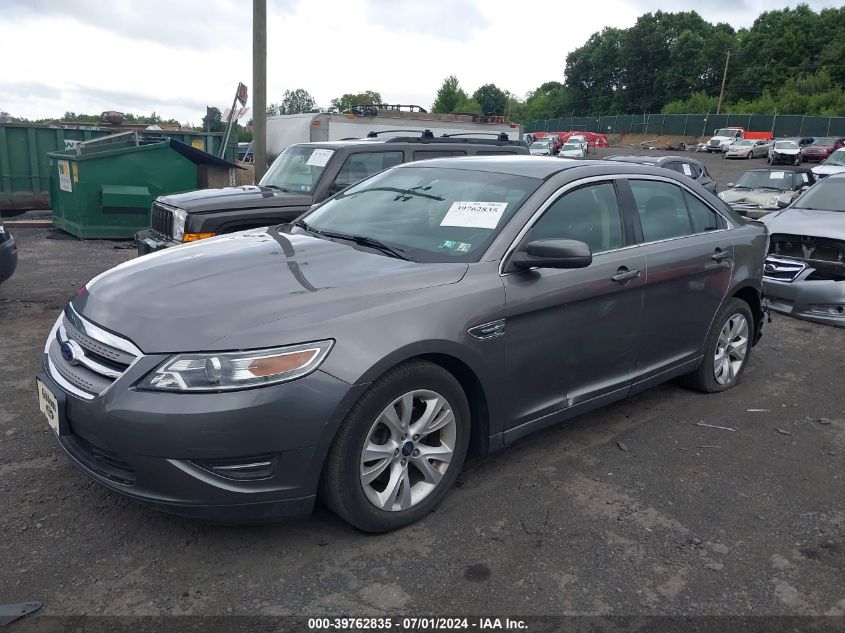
[1,150,843,620]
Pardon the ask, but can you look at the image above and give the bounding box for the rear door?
[501,178,645,432]
[620,177,733,382]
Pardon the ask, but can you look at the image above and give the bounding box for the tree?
[278,88,318,114]
[432,75,467,113]
[202,107,224,132]
[472,84,508,116]
[330,91,382,112]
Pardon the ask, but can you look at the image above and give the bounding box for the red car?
[800,137,845,162]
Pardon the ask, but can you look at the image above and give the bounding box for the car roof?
[604,155,699,165]
[392,155,700,180]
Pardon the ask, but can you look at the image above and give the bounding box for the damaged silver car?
[718,169,815,219]
[762,173,845,326]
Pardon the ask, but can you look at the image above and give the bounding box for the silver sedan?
[723,139,770,159]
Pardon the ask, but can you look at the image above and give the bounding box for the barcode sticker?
[440,201,508,229]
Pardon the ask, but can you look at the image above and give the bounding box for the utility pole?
[716,51,730,115]
[253,0,267,182]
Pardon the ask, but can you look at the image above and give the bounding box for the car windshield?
[563,143,581,149]
[259,146,334,193]
[775,141,799,149]
[715,129,739,136]
[533,142,550,148]
[734,140,753,146]
[811,137,834,147]
[792,178,845,212]
[824,149,845,166]
[300,166,540,263]
[734,171,792,190]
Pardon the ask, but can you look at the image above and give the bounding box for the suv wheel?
[681,298,753,393]
[321,360,470,532]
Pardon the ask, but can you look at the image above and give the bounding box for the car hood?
[761,207,845,240]
[812,165,845,175]
[772,147,800,155]
[158,185,312,213]
[72,229,468,353]
[721,189,792,206]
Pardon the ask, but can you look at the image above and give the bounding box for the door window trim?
[499,175,633,276]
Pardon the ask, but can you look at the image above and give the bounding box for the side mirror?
[511,239,592,270]
[801,185,810,191]
[727,182,735,188]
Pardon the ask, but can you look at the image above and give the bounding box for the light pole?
[253,0,267,182]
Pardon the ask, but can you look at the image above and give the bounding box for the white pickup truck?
[705,127,745,153]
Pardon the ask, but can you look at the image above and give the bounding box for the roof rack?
[380,135,526,147]
[440,132,513,141]
[366,129,433,138]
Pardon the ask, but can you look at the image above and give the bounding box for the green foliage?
[268,88,318,115]
[472,84,507,116]
[562,5,845,116]
[202,106,224,132]
[432,76,468,113]
[330,91,382,112]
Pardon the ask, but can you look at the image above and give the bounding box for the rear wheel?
[320,360,470,532]
[681,297,753,393]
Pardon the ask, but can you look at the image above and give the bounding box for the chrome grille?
[151,201,174,238]
[763,256,806,283]
[45,307,142,400]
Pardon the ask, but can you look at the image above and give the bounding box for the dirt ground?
[1,150,843,622]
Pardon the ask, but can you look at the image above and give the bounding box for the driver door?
[501,179,645,438]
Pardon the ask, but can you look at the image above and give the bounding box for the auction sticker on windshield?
[770,171,786,179]
[37,379,59,435]
[440,201,507,229]
[682,164,692,176]
[306,149,333,167]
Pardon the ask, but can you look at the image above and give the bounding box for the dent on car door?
[501,180,645,436]
[622,178,733,382]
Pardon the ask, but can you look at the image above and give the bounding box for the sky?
[0,0,839,125]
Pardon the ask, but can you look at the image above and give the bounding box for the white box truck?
[266,110,523,161]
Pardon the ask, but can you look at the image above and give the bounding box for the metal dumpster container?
[47,132,238,239]
[0,122,234,215]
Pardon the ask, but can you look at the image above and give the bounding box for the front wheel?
[680,298,754,393]
[794,155,802,166]
[320,360,470,532]
[747,151,753,159]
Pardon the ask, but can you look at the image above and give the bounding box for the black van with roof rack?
[136,131,528,255]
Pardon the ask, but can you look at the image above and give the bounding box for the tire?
[747,151,753,159]
[768,156,773,165]
[320,360,470,532]
[794,155,802,166]
[680,297,754,393]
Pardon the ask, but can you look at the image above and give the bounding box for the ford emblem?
[60,340,82,365]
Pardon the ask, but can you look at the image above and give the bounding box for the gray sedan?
[603,155,717,193]
[37,158,766,532]
[718,169,814,219]
[762,173,845,327]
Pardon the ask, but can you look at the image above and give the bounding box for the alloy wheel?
[714,313,748,386]
[359,389,456,512]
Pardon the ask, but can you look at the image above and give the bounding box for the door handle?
[711,249,730,262]
[611,267,641,283]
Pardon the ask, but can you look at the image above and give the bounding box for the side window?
[684,191,724,232]
[686,162,703,178]
[529,182,624,254]
[413,150,467,160]
[332,151,403,191]
[629,180,693,242]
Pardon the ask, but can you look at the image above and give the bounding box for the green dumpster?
[48,132,225,239]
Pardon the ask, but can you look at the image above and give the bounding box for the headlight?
[172,208,187,242]
[717,192,727,200]
[139,340,334,392]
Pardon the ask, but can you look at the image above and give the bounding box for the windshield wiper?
[314,229,412,260]
[262,184,289,192]
[292,219,318,234]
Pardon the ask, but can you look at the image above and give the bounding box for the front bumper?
[769,153,799,164]
[38,348,361,521]
[136,228,180,256]
[0,233,17,284]
[763,261,845,328]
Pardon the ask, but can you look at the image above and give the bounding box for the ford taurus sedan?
[37,157,767,532]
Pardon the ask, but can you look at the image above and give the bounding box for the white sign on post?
[57,160,72,192]
[440,201,508,229]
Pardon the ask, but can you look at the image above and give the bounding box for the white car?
[811,148,845,179]
[768,140,802,165]
[723,139,770,159]
[558,141,587,159]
